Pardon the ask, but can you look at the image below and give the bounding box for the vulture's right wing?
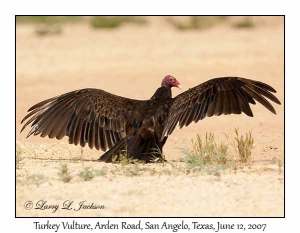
[21,88,148,151]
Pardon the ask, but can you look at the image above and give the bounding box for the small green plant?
[111,142,145,165]
[78,167,95,181]
[233,17,254,28]
[182,133,230,174]
[113,146,138,165]
[80,147,84,157]
[109,144,151,176]
[35,25,62,36]
[16,16,81,24]
[166,16,227,30]
[119,154,147,177]
[26,174,46,186]
[78,167,107,181]
[90,16,147,29]
[16,145,23,170]
[125,164,149,176]
[149,146,166,164]
[91,16,122,28]
[125,16,147,24]
[58,164,72,183]
[93,169,107,176]
[190,133,229,165]
[278,160,283,174]
[17,16,81,36]
[234,129,254,163]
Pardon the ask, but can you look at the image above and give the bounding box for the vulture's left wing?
[162,77,281,138]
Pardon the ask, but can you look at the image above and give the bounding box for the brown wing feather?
[21,88,147,151]
[162,77,281,139]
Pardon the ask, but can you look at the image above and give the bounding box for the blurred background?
[16,16,284,160]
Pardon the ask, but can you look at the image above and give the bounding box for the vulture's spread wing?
[162,77,281,138]
[21,89,147,151]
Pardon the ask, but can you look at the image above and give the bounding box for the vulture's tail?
[98,135,163,163]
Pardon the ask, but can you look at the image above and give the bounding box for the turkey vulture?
[21,75,281,162]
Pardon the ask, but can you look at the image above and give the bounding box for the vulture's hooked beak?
[177,84,182,90]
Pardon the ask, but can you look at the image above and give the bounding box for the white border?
[2,0,299,232]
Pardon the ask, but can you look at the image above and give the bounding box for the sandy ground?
[16,16,284,217]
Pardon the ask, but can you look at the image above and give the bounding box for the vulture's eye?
[170,78,175,82]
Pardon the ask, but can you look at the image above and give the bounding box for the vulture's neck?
[150,87,172,100]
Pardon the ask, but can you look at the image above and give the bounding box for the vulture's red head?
[161,75,182,89]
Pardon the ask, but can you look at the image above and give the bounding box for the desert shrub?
[233,17,254,28]
[16,16,81,24]
[17,16,82,36]
[166,16,228,30]
[278,160,283,174]
[78,167,95,181]
[182,129,256,174]
[90,16,147,29]
[34,25,62,36]
[182,133,231,174]
[16,145,23,170]
[78,167,106,181]
[26,174,47,186]
[234,129,254,163]
[58,164,72,183]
